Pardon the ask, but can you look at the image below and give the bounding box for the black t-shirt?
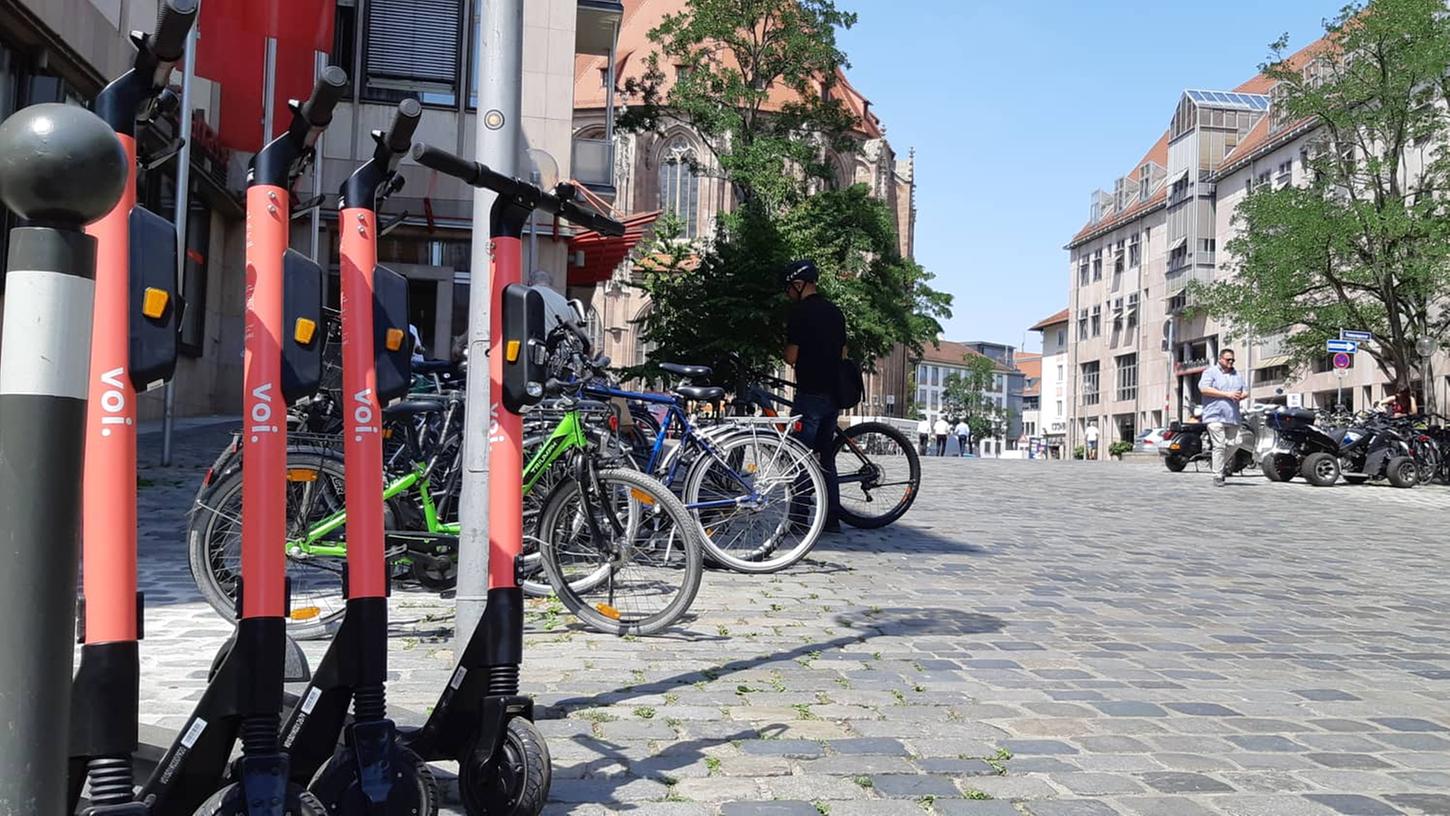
[787,293,846,396]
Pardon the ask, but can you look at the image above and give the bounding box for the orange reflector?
[385,328,405,352]
[293,317,317,345]
[505,339,521,362]
[595,603,622,620]
[287,468,319,482]
[630,488,656,505]
[141,287,169,319]
[383,428,393,439]
[290,606,321,620]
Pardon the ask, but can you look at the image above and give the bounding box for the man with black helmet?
[782,259,846,533]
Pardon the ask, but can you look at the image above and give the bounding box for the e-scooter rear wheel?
[309,743,439,815]
[459,717,550,816]
[192,783,328,815]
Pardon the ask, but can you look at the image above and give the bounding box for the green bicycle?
[188,390,704,637]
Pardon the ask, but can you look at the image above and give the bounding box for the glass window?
[364,0,463,106]
[1081,362,1100,405]
[1116,354,1138,401]
[659,137,702,239]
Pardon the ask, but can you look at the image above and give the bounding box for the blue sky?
[836,0,1339,353]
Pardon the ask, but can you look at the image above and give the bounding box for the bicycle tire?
[683,430,827,573]
[537,468,703,636]
[187,452,351,640]
[832,421,920,529]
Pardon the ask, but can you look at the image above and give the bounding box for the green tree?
[616,0,859,206]
[1192,0,1450,389]
[618,0,952,381]
[940,356,999,442]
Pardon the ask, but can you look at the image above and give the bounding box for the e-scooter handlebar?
[299,66,349,130]
[150,0,199,64]
[383,98,423,155]
[411,143,626,236]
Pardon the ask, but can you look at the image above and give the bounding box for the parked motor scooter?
[1259,406,1340,483]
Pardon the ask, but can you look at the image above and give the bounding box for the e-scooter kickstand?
[401,143,624,816]
[277,98,438,815]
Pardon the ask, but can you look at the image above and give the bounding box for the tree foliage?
[940,355,1001,442]
[1192,0,1450,388]
[616,0,952,382]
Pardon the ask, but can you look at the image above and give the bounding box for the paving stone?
[1384,793,1450,815]
[738,739,825,758]
[547,777,671,803]
[1138,772,1235,794]
[869,774,962,798]
[1165,702,1241,716]
[830,738,911,756]
[931,802,1020,816]
[1306,753,1393,770]
[1021,801,1125,816]
[1302,794,1405,815]
[721,802,821,816]
[1226,735,1306,752]
[1091,702,1169,717]
[674,778,765,802]
[1048,773,1146,795]
[826,802,929,816]
[1111,797,1218,816]
[1372,719,1448,733]
[1002,739,1079,755]
[762,775,870,801]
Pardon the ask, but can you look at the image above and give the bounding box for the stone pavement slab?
[122,430,1450,814]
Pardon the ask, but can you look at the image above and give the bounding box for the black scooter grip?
[151,0,199,63]
[383,98,423,154]
[562,201,626,237]
[300,66,349,128]
[411,143,481,186]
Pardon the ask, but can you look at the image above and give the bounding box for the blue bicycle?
[585,363,829,574]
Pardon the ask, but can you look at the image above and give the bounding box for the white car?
[1135,427,1171,453]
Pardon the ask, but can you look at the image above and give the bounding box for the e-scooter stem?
[279,98,437,815]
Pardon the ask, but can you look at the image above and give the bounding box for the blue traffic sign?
[1326,339,1359,353]
[1341,330,1373,342]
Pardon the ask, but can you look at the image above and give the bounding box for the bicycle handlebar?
[150,0,198,63]
[410,143,626,236]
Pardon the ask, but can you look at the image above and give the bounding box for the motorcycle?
[1319,411,1420,488]
[1258,406,1340,483]
[1162,406,1272,475]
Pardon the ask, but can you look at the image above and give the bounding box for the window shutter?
[366,0,462,87]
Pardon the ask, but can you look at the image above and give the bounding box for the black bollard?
[0,103,127,815]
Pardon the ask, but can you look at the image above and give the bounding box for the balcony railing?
[572,137,615,193]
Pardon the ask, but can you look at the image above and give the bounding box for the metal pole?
[455,0,523,649]
[0,103,126,816]
[262,37,278,141]
[161,13,199,467]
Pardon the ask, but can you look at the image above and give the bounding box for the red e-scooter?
[403,142,624,816]
[65,1,197,812]
[275,98,438,815]
[121,70,345,816]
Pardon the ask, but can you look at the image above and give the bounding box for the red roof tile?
[1030,308,1069,331]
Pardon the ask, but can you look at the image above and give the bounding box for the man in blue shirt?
[1198,347,1250,486]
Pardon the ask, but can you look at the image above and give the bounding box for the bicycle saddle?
[383,399,448,417]
[661,362,712,380]
[673,385,725,402]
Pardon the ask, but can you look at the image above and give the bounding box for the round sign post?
[1332,352,1352,370]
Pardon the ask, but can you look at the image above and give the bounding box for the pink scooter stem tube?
[81,133,138,644]
[488,236,525,589]
[339,207,387,598]
[241,184,290,619]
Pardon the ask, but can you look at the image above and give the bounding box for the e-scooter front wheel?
[192,783,328,815]
[459,717,550,816]
[309,742,439,815]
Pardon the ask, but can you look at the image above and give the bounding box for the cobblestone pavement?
[127,424,1450,816]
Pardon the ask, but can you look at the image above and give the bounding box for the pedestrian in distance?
[917,414,931,456]
[955,418,971,457]
[934,415,949,457]
[782,259,844,533]
[1198,347,1250,487]
[1085,421,1100,459]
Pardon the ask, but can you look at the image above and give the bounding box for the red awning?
[567,210,661,287]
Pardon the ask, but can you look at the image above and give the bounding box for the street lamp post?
[1415,336,1439,415]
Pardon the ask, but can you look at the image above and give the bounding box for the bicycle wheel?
[1412,436,1442,485]
[683,430,826,573]
[187,452,350,640]
[832,421,920,529]
[537,467,703,636]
